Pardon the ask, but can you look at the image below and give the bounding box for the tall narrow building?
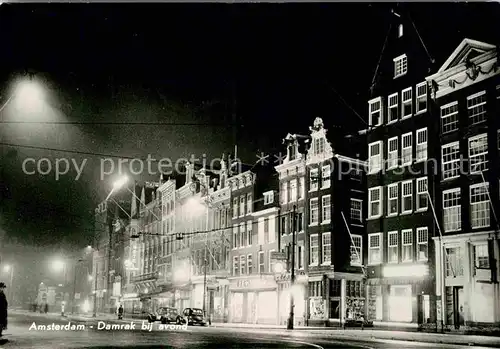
[364,8,437,327]
[426,39,500,329]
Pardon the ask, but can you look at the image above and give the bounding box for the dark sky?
[0,3,499,251]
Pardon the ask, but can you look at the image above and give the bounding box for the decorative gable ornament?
[306,117,334,165]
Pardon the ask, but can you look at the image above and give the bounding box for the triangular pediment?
[438,38,496,73]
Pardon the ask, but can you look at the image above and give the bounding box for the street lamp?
[51,259,65,274]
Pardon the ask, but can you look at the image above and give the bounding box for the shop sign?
[230,277,275,290]
[236,279,250,288]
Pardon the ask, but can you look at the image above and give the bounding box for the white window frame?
[322,232,331,265]
[309,168,319,192]
[474,244,490,269]
[299,177,305,199]
[387,183,399,217]
[441,101,459,134]
[443,188,461,233]
[247,253,253,274]
[368,186,383,219]
[247,193,252,214]
[401,87,413,118]
[233,256,239,276]
[369,97,383,127]
[233,226,239,249]
[388,231,399,264]
[290,179,297,202]
[258,251,265,273]
[350,199,362,223]
[239,195,245,217]
[442,141,460,180]
[321,165,331,189]
[469,133,488,173]
[416,177,428,212]
[388,93,399,123]
[263,191,274,205]
[368,141,383,174]
[467,90,487,125]
[393,54,408,78]
[269,249,275,274]
[309,197,319,225]
[416,82,427,114]
[416,227,428,262]
[247,221,253,246]
[416,128,427,162]
[401,132,413,166]
[309,234,319,266]
[322,195,331,223]
[368,233,383,265]
[350,235,362,266]
[470,182,490,229]
[401,180,413,214]
[240,254,246,275]
[387,136,399,170]
[401,229,413,262]
[232,198,238,218]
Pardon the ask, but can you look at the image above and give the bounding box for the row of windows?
[442,133,488,180]
[368,228,428,265]
[441,91,488,133]
[232,193,253,218]
[443,182,491,232]
[309,195,331,225]
[368,177,428,219]
[445,243,491,278]
[281,177,305,204]
[233,250,270,275]
[368,81,427,127]
[309,165,331,191]
[368,128,428,174]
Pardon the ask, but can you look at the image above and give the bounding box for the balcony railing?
[131,272,158,283]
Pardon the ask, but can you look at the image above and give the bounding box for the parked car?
[181,307,206,326]
[148,307,181,324]
[344,318,374,328]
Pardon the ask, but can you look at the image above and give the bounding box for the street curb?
[206,326,500,348]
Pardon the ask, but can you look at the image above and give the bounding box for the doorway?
[453,287,464,328]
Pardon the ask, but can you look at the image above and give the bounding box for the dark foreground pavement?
[2,312,499,349]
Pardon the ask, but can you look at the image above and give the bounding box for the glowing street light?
[113,176,128,190]
[51,259,65,273]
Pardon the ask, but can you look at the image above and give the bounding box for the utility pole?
[287,205,297,330]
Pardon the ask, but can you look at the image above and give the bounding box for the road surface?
[1,313,497,349]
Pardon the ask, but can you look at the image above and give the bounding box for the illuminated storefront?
[228,275,278,324]
[277,275,307,326]
[366,264,433,325]
[307,271,365,327]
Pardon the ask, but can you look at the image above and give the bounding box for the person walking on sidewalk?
[117,305,123,320]
[44,303,48,314]
[0,283,8,337]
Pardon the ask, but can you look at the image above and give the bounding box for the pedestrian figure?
[44,303,48,314]
[0,283,8,337]
[118,304,123,320]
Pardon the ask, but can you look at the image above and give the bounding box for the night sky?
[0,3,499,253]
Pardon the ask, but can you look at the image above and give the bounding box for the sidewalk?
[210,322,500,348]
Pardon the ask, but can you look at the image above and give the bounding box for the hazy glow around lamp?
[14,80,45,113]
[51,260,65,273]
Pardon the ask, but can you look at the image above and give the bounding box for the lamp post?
[72,259,84,314]
[287,205,297,330]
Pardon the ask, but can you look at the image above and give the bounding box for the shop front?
[228,275,278,324]
[277,274,307,326]
[366,264,434,326]
[307,271,365,327]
